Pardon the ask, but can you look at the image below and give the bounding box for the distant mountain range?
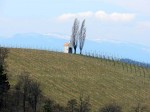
[0,33,150,63]
[120,59,150,68]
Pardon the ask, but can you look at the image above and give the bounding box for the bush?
[43,99,56,112]
[66,99,78,112]
[132,103,148,112]
[99,103,122,112]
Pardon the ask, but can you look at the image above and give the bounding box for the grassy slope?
[6,48,150,111]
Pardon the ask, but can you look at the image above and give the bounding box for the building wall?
[64,46,69,53]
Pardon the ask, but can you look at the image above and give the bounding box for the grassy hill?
[6,48,150,111]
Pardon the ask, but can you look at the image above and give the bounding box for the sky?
[0,0,150,61]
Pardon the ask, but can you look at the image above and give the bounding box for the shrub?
[99,103,122,112]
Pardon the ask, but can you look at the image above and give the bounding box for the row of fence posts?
[1,44,150,106]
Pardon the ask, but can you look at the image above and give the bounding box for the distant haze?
[0,0,150,45]
[0,0,150,62]
[0,33,150,63]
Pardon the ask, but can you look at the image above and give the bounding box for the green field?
[6,48,150,111]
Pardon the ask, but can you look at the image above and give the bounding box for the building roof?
[64,43,69,46]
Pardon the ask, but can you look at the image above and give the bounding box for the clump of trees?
[70,18,86,54]
[15,72,41,112]
[0,69,42,112]
[43,96,91,112]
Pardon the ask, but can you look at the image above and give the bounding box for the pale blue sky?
[0,0,150,61]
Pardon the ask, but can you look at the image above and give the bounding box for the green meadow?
[6,48,150,111]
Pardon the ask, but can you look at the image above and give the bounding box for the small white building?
[64,43,73,53]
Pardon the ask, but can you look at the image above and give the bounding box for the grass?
[6,48,150,111]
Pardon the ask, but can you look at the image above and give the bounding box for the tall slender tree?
[16,72,31,112]
[0,47,10,111]
[71,18,80,54]
[28,81,41,112]
[0,65,10,110]
[0,47,8,64]
[79,20,86,54]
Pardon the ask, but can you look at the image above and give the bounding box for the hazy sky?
[0,0,150,47]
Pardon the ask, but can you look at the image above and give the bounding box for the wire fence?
[1,43,150,69]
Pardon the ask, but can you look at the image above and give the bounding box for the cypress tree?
[0,64,10,95]
[0,47,10,110]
